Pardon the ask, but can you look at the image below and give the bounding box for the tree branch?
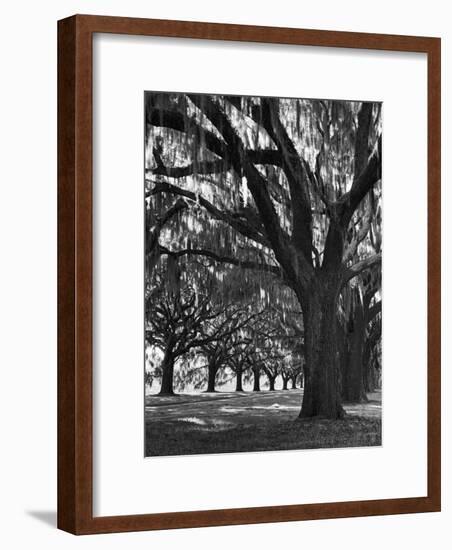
[247,149,282,167]
[259,98,313,262]
[151,180,270,247]
[342,253,382,284]
[150,158,228,179]
[145,198,188,255]
[354,102,374,177]
[340,135,382,224]
[149,149,282,179]
[159,245,281,276]
[368,300,382,322]
[146,107,228,159]
[343,200,373,262]
[178,309,265,355]
[187,94,305,286]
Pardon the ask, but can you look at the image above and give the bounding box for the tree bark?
[291,377,297,390]
[282,378,289,390]
[268,376,276,391]
[299,281,345,419]
[205,358,217,392]
[253,369,261,391]
[235,369,244,392]
[341,289,369,403]
[363,359,374,393]
[363,339,380,392]
[342,310,368,403]
[159,352,175,395]
[299,371,304,388]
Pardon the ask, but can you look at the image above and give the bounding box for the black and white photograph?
[144,91,382,457]
[0,0,445,545]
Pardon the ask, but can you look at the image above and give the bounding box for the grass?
[145,390,382,457]
[146,416,381,456]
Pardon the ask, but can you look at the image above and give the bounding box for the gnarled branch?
[340,135,382,225]
[159,245,281,276]
[342,253,382,284]
[151,180,270,247]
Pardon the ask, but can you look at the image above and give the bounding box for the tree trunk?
[205,358,217,392]
[235,369,244,392]
[363,362,374,393]
[365,345,381,392]
[282,378,288,390]
[338,316,349,395]
[253,369,261,391]
[268,375,276,391]
[342,295,368,403]
[291,377,297,390]
[363,344,374,393]
[159,352,175,395]
[299,282,345,419]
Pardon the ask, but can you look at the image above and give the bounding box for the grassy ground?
[145,390,382,457]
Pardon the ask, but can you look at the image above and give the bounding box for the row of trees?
[145,92,382,418]
[145,260,305,394]
[145,255,381,398]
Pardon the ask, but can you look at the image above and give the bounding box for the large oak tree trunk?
[159,352,175,395]
[299,282,345,419]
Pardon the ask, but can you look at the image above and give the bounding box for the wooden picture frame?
[58,14,441,535]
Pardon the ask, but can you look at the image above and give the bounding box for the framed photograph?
[58,15,441,534]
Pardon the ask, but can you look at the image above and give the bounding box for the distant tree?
[146,262,263,394]
[201,339,228,393]
[281,360,302,390]
[262,361,280,391]
[200,304,263,392]
[363,314,382,393]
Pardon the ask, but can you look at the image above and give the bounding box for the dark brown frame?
[58,14,441,535]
